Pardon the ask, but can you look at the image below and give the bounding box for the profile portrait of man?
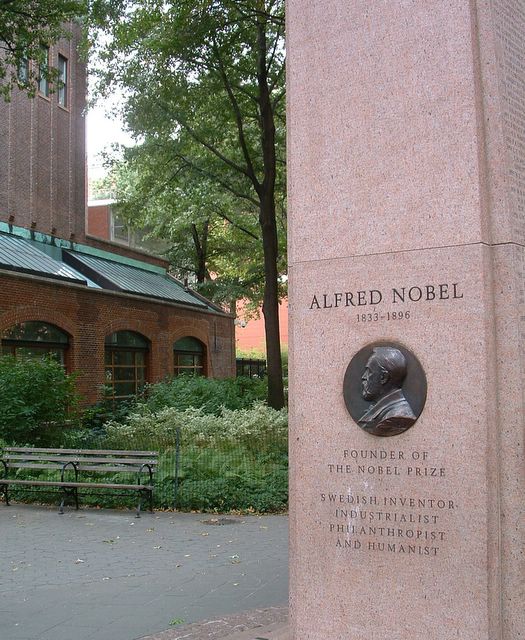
[358,346,417,436]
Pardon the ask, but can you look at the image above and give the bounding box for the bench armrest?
[60,461,79,482]
[0,458,7,479]
[138,463,153,486]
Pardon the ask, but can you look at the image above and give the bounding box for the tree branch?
[269,59,285,97]
[215,207,260,241]
[266,23,283,74]
[173,152,260,208]
[211,40,260,191]
[169,106,253,181]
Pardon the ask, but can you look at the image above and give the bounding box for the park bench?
[0,447,158,517]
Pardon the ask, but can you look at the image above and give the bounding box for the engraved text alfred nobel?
[309,282,463,309]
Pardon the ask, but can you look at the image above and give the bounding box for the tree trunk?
[191,220,209,284]
[260,196,285,409]
[256,8,284,410]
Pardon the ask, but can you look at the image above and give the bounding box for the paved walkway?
[0,504,288,640]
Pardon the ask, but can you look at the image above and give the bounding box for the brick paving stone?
[0,504,288,640]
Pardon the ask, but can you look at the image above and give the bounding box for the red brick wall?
[0,271,235,404]
[87,205,110,240]
[86,203,170,269]
[0,24,86,242]
[235,299,288,353]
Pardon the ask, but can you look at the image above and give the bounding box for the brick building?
[86,199,288,356]
[0,25,235,404]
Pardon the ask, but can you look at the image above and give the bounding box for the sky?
[85,93,135,199]
[85,96,134,169]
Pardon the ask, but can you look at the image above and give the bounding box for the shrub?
[78,393,137,432]
[102,402,286,447]
[96,403,288,512]
[4,374,288,513]
[144,375,267,415]
[0,356,79,445]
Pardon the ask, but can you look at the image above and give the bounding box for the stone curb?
[139,607,288,640]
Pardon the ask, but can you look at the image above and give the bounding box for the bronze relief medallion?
[343,342,427,437]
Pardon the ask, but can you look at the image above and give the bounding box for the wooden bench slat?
[6,455,158,465]
[5,463,155,473]
[0,479,74,487]
[5,447,158,456]
[4,463,69,471]
[75,466,154,473]
[50,482,153,490]
[0,479,153,490]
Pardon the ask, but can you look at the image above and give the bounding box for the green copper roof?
[0,226,221,312]
[63,250,208,308]
[0,233,86,284]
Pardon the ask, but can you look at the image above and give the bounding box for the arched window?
[1,322,69,365]
[104,331,148,400]
[173,337,206,377]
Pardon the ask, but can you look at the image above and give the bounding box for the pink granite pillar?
[287,2,524,639]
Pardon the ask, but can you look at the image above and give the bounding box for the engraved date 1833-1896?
[357,311,410,322]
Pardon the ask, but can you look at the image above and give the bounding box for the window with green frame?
[173,336,205,377]
[105,331,148,400]
[1,321,69,365]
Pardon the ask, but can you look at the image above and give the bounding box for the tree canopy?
[90,0,287,408]
[106,135,286,311]
[0,0,87,100]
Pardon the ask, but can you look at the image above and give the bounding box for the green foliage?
[74,402,287,511]
[144,375,267,415]
[169,619,185,627]
[0,1,87,101]
[4,376,287,513]
[103,401,286,442]
[88,0,286,407]
[280,344,288,378]
[80,393,138,429]
[101,402,288,512]
[236,347,266,360]
[0,356,79,445]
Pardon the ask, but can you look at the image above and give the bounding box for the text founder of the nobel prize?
[358,346,416,436]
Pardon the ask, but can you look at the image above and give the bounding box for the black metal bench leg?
[2,485,9,506]
[59,487,78,514]
[149,489,153,513]
[59,490,65,515]
[136,494,142,518]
